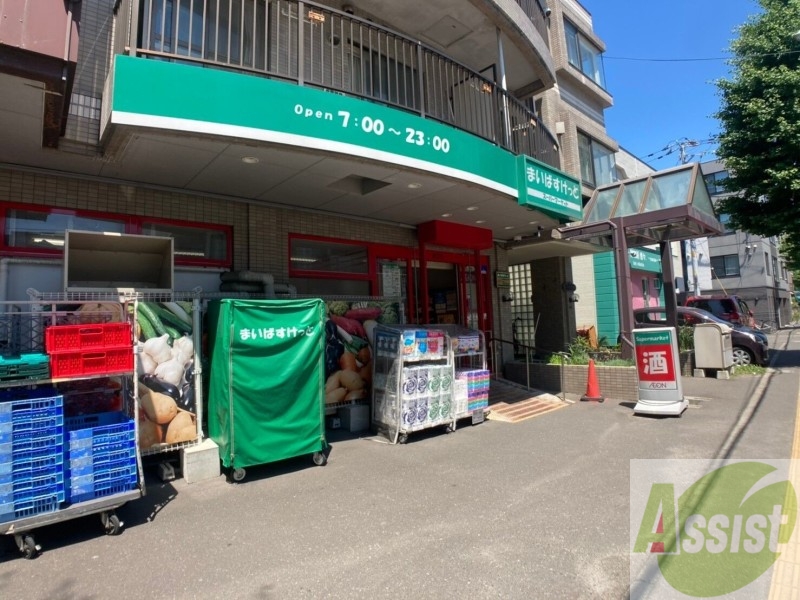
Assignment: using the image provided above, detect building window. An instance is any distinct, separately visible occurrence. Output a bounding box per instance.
[288,235,373,296]
[764,252,771,276]
[4,209,127,251]
[772,255,779,281]
[703,170,729,196]
[2,204,232,267]
[578,132,616,188]
[710,254,740,278]
[564,20,606,88]
[717,213,734,234]
[141,221,229,263]
[509,264,535,352]
[289,237,369,275]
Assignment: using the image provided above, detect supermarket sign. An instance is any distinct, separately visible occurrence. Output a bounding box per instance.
[237,326,316,343]
[517,155,583,221]
[632,328,686,416]
[629,248,662,273]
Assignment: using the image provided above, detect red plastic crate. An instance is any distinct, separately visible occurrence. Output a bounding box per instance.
[49,348,133,378]
[45,323,131,354]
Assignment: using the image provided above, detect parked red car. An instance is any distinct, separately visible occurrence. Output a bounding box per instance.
[684,295,757,329]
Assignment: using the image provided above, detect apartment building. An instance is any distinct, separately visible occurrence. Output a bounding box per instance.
[506,0,621,352]
[1,0,593,354]
[701,160,793,327]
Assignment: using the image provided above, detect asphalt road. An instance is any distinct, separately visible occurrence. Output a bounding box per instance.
[1,327,799,599]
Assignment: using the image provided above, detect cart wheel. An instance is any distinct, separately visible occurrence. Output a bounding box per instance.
[16,534,39,559]
[232,468,246,482]
[102,511,123,536]
[312,452,327,466]
[398,433,408,444]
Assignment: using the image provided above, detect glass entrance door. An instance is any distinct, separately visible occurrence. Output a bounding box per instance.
[459,261,491,334]
[413,251,491,331]
[414,260,458,325]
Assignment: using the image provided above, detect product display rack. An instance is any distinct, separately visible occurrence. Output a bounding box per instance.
[371,324,455,444]
[0,297,145,559]
[30,290,205,457]
[430,325,489,427]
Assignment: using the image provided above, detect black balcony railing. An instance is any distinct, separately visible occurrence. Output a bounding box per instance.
[116,0,559,168]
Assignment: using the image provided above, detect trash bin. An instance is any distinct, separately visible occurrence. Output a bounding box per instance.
[693,323,734,370]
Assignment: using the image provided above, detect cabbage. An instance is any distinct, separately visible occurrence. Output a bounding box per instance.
[377,302,399,324]
[327,300,350,316]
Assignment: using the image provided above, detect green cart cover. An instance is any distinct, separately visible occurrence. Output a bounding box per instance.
[207,298,327,469]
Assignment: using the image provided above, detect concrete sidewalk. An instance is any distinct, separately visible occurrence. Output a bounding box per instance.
[0,329,798,599]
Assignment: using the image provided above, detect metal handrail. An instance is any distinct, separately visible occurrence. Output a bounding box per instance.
[119,0,560,167]
[487,335,540,390]
[489,335,572,400]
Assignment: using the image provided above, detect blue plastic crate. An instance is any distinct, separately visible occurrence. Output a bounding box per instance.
[65,412,137,504]
[67,445,135,478]
[0,452,63,485]
[0,388,60,403]
[66,412,134,447]
[68,463,137,504]
[0,486,63,523]
[0,413,64,445]
[0,393,62,420]
[2,428,63,461]
[0,469,64,504]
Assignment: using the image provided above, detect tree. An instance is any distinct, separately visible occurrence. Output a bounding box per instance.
[714,0,800,247]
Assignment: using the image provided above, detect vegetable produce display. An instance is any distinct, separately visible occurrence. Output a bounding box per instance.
[323,300,400,408]
[135,301,197,450]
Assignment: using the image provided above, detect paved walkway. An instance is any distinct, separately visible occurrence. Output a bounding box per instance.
[0,327,797,599]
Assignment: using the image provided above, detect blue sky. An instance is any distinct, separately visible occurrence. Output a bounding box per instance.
[578,0,761,170]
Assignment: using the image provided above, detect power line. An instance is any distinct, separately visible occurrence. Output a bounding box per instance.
[641,138,716,162]
[602,49,800,63]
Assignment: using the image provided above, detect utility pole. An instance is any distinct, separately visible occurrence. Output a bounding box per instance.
[676,139,701,297]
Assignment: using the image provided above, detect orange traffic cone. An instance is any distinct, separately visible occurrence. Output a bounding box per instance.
[580,359,605,403]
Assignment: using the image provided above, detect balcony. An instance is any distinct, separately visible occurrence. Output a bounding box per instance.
[114,0,559,168]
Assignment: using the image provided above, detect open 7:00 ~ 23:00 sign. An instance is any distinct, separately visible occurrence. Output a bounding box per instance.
[294,104,451,153]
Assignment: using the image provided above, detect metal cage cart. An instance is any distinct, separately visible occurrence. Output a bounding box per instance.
[206,298,328,482]
[0,296,145,559]
[131,293,204,459]
[430,325,489,427]
[371,324,455,444]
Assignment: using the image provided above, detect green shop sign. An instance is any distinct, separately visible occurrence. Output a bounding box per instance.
[110,56,582,222]
[516,155,582,221]
[629,248,662,273]
[111,55,518,196]
[633,330,673,346]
